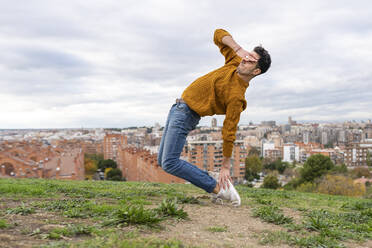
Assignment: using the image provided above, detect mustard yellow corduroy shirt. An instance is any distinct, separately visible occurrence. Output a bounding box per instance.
[182,29,249,157]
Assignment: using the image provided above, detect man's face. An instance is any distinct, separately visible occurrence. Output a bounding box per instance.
[237,51,261,77]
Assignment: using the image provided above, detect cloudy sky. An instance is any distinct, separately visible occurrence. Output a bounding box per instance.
[1,0,372,128]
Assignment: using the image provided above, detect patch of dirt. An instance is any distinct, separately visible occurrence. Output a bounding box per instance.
[281,207,303,225]
[147,201,292,248]
[342,240,372,248]
[0,210,96,248]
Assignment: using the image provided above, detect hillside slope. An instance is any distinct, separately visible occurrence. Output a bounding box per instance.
[0,178,371,248]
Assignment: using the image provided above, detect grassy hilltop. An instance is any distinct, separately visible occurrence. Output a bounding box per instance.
[0,178,371,248]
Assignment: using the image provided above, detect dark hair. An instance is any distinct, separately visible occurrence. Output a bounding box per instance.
[254,45,271,74]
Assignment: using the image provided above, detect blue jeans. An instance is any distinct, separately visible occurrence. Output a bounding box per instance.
[157,102,217,193]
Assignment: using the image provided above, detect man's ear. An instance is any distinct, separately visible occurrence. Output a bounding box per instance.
[253,68,261,76]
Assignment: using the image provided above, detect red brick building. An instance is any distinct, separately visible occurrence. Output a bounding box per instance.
[119,147,184,183]
[0,140,84,180]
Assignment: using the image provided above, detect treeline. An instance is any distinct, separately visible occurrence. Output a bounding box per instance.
[245,151,372,198]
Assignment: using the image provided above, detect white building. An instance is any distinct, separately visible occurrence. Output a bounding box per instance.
[283,143,300,163]
[262,141,275,158]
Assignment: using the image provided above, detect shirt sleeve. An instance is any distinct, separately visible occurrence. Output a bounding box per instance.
[222,99,245,157]
[213,29,240,65]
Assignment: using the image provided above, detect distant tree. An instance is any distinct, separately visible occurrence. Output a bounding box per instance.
[329,163,348,175]
[85,153,104,161]
[84,158,98,176]
[262,173,281,189]
[292,160,297,168]
[248,147,260,156]
[263,158,275,170]
[98,159,117,170]
[245,155,262,181]
[300,154,334,182]
[324,142,333,149]
[367,151,372,167]
[106,168,123,181]
[349,167,371,179]
[85,154,104,176]
[263,158,288,174]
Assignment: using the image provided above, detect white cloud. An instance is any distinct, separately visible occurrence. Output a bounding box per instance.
[0,0,372,128]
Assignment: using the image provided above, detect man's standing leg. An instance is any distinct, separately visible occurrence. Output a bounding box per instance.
[159,101,216,193]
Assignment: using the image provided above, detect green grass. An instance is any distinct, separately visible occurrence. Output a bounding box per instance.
[244,186,372,247]
[6,202,35,215]
[0,178,371,248]
[252,205,293,225]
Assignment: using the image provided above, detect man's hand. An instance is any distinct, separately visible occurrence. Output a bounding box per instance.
[237,49,258,63]
[219,157,232,190]
[222,35,257,61]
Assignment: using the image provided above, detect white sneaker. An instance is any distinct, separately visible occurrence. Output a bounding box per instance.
[216,180,241,207]
[208,171,241,207]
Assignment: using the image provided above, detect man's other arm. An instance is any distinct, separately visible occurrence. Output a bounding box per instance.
[219,99,245,188]
[214,29,252,64]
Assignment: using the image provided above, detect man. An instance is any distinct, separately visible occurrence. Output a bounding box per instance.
[157,28,271,206]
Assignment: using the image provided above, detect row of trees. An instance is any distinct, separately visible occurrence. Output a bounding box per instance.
[244,151,372,197]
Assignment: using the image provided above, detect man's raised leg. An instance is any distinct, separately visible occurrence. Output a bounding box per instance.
[160,103,216,193]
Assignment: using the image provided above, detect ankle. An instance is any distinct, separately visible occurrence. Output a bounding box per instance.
[212,183,220,194]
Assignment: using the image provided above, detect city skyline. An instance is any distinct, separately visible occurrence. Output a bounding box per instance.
[1,1,372,128]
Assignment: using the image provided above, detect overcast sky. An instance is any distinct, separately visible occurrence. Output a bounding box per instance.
[1,0,372,128]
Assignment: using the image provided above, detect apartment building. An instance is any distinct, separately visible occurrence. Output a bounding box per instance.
[182,140,247,182]
[345,141,372,167]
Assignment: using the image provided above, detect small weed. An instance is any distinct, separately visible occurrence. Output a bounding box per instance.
[175,194,200,204]
[295,207,308,212]
[43,231,62,240]
[304,214,332,231]
[155,198,188,220]
[206,225,228,233]
[20,227,33,235]
[255,198,272,205]
[63,208,87,218]
[103,205,162,227]
[29,228,41,236]
[291,234,345,248]
[252,205,293,225]
[0,218,10,229]
[341,201,372,211]
[259,230,293,245]
[6,202,35,215]
[43,224,96,240]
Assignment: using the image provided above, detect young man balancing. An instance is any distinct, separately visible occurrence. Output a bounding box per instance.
[157,28,271,206]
